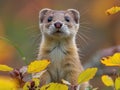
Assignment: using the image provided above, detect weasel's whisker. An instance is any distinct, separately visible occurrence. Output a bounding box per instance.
[80,7,89,17]
[77,33,88,45]
[33,33,42,44]
[78,32,89,40]
[80,22,93,26]
[76,36,86,49]
[24,25,38,30]
[80,29,91,33]
[80,25,92,30]
[79,26,93,34]
[80,19,90,23]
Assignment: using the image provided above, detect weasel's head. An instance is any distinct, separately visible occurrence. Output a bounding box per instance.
[39,8,80,39]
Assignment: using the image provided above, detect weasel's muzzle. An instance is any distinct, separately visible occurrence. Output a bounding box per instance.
[54,22,63,29]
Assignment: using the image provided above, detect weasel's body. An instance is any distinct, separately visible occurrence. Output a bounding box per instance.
[37,8,88,89]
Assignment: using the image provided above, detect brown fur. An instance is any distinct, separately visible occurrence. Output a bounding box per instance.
[37,8,89,89]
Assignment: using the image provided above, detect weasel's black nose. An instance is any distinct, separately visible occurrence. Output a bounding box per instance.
[54,22,62,29]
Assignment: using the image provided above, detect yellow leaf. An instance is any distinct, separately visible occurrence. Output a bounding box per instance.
[27,60,50,73]
[101,53,120,66]
[0,64,13,71]
[32,78,40,86]
[101,75,114,87]
[78,68,97,84]
[106,6,120,15]
[40,83,68,90]
[23,82,30,90]
[115,77,120,90]
[23,78,40,90]
[0,76,18,90]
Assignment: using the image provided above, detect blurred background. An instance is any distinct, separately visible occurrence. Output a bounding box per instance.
[0,0,120,89]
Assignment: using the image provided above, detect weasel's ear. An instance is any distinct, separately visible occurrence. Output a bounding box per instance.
[39,8,51,23]
[67,9,80,24]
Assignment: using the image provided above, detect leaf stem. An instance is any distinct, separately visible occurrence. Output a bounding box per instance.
[0,36,28,65]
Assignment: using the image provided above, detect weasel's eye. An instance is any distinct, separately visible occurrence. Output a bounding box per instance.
[65,16,70,22]
[48,16,53,22]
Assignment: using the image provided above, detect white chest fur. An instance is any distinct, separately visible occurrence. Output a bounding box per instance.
[49,44,66,63]
[47,44,66,80]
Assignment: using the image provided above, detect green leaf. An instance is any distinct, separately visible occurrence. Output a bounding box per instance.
[0,37,27,64]
[78,68,98,84]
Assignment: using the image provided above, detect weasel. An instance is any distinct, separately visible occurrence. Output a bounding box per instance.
[37,8,88,89]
